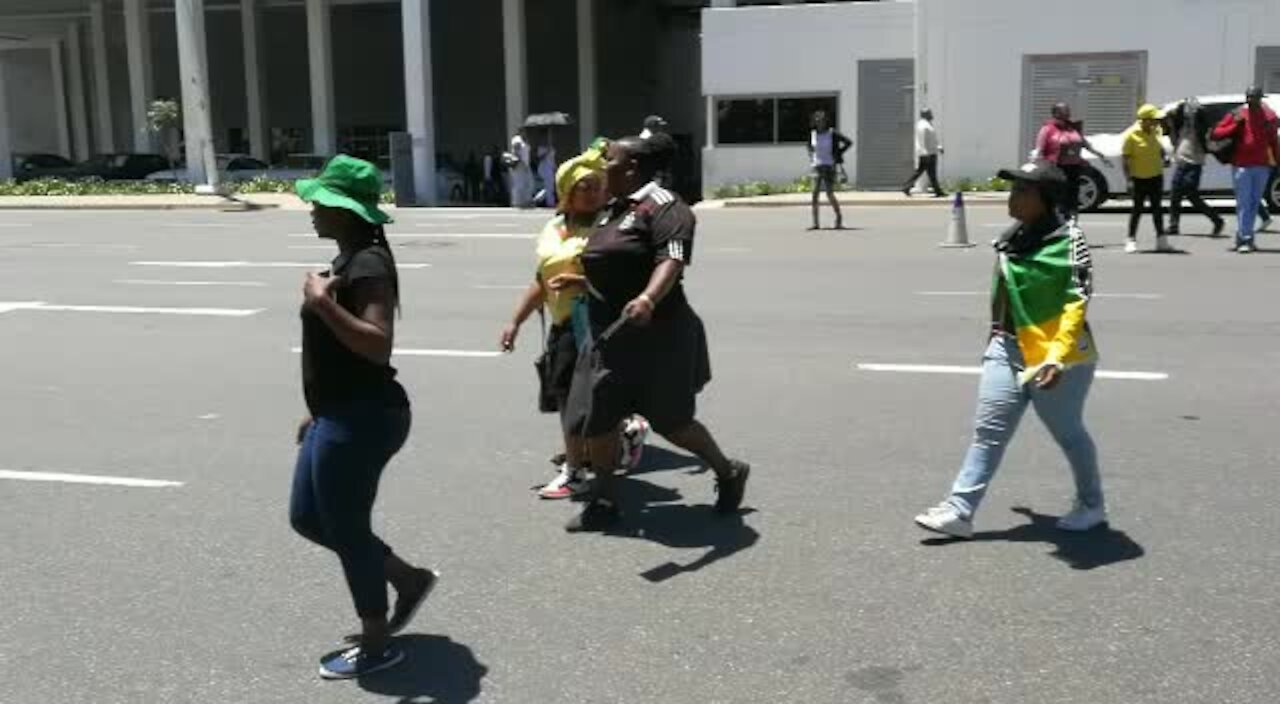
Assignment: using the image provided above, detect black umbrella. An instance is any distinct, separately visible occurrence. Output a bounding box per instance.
[523,112,574,128]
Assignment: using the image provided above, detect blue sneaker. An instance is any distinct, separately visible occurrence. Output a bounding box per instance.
[318,644,405,680]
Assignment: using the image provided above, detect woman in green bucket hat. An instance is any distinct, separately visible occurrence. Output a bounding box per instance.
[288,155,437,680]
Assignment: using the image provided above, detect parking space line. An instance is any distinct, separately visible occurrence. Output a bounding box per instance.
[115,279,268,287]
[856,362,1168,381]
[132,260,431,269]
[0,301,262,317]
[0,469,183,488]
[291,347,501,358]
[915,291,1162,300]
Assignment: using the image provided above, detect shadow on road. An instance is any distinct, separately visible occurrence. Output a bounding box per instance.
[922,506,1145,571]
[602,476,760,583]
[627,444,705,476]
[358,633,488,703]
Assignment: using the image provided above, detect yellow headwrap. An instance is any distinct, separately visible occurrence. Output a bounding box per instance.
[555,141,608,212]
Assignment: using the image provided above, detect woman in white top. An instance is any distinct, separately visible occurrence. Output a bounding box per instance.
[806,111,852,230]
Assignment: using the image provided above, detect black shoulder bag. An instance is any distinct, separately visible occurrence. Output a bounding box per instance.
[533,307,559,413]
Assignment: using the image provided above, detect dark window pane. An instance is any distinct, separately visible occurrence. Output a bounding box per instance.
[716,99,775,144]
[778,96,838,143]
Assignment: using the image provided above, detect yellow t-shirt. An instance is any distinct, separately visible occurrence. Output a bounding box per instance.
[1122,123,1165,179]
[535,215,590,324]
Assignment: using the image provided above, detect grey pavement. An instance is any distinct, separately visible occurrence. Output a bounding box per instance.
[1,203,1277,703]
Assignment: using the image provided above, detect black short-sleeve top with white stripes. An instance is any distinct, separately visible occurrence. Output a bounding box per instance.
[581,181,695,322]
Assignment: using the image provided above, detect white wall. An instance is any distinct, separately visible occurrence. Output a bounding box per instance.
[922,0,1280,181]
[701,2,914,191]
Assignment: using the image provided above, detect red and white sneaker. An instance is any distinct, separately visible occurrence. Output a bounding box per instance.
[618,415,651,473]
[538,465,589,500]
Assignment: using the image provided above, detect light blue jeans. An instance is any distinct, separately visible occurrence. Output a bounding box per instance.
[1233,166,1272,246]
[945,335,1104,519]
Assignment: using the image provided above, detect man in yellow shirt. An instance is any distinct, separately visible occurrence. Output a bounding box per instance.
[1122,104,1171,253]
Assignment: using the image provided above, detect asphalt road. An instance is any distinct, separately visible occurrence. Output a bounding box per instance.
[1,202,1277,704]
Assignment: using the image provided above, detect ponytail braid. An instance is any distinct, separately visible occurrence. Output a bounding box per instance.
[370,224,402,315]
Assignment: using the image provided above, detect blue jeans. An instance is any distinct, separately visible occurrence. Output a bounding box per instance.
[290,401,411,618]
[1233,166,1273,245]
[945,336,1103,519]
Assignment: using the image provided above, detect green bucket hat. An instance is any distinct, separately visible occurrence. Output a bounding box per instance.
[295,154,392,225]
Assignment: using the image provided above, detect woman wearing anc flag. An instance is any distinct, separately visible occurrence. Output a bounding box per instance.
[915,162,1106,540]
[560,134,751,532]
[500,141,650,500]
[290,156,436,679]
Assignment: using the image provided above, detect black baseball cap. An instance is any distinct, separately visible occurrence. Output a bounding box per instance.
[1246,86,1264,100]
[997,162,1067,187]
[643,114,668,129]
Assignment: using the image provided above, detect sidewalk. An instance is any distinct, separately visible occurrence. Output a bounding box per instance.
[700,190,1009,209]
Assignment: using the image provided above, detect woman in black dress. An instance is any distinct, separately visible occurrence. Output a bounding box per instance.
[289,156,436,679]
[561,135,751,532]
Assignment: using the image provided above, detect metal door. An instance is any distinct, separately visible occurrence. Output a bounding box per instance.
[1257,46,1280,93]
[1022,52,1147,159]
[856,58,915,189]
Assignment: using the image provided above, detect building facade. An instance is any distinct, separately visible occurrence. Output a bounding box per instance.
[703,0,1280,193]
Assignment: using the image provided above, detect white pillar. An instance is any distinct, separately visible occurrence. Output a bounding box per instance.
[575,0,596,148]
[0,56,12,180]
[174,0,219,189]
[402,0,438,206]
[48,41,72,160]
[89,0,115,152]
[64,25,90,160]
[241,0,270,161]
[502,0,528,136]
[705,95,715,146]
[306,0,336,155]
[913,0,927,118]
[123,0,154,152]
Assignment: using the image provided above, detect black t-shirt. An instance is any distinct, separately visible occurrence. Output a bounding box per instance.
[301,245,407,414]
[581,182,696,325]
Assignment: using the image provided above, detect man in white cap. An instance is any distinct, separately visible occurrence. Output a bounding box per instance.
[640,115,668,140]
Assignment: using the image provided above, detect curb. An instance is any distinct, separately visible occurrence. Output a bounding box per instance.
[0,196,276,212]
[714,195,1007,209]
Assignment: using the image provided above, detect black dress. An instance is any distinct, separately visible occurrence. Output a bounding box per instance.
[562,182,711,437]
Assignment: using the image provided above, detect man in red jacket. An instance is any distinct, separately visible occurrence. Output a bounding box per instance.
[1212,87,1280,253]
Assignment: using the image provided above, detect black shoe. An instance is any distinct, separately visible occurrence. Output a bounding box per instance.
[1212,220,1225,237]
[319,645,405,680]
[807,224,820,231]
[565,498,621,532]
[714,461,751,514]
[901,188,912,197]
[834,220,845,230]
[1260,218,1273,232]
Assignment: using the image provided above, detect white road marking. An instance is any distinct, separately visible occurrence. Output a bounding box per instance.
[132,260,431,269]
[915,291,1162,300]
[855,363,1168,381]
[0,469,183,488]
[115,279,268,287]
[287,244,338,250]
[472,284,529,290]
[399,232,535,240]
[0,300,262,317]
[198,413,220,420]
[982,222,1125,228]
[162,223,238,228]
[0,222,34,227]
[291,346,502,358]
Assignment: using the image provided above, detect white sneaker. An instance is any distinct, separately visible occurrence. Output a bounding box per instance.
[1056,502,1108,532]
[914,503,974,539]
[538,465,589,500]
[1237,243,1256,254]
[1156,235,1173,252]
[1124,239,1139,254]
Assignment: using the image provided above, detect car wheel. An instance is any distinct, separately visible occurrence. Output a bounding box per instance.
[1078,168,1107,212]
[1267,174,1280,213]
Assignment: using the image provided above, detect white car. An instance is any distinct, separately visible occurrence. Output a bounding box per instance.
[1074,94,1280,212]
[146,154,271,183]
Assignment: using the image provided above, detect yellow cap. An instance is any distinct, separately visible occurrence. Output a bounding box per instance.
[1137,104,1162,120]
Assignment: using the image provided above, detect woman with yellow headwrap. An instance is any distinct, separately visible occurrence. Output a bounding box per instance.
[500,140,649,499]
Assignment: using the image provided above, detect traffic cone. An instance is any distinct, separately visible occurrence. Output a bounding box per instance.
[940,191,976,248]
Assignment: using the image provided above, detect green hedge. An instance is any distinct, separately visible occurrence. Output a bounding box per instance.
[710,174,1011,200]
[0,177,395,203]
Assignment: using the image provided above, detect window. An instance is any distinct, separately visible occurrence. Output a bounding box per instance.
[715,95,838,145]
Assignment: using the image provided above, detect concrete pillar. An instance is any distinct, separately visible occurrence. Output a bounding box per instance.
[0,56,12,180]
[124,0,154,152]
[174,0,219,189]
[241,0,270,161]
[705,95,715,146]
[48,41,72,160]
[502,0,528,136]
[65,24,91,160]
[575,0,596,148]
[305,0,336,155]
[402,0,438,206]
[89,0,115,152]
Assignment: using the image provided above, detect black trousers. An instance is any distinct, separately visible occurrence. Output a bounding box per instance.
[1129,176,1165,239]
[904,155,943,195]
[1169,164,1223,230]
[1060,164,1083,217]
